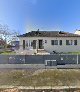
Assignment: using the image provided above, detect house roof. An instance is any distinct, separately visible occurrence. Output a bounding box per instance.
[18,30,80,37]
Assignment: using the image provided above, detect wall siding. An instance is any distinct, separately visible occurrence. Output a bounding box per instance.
[19,37,80,53]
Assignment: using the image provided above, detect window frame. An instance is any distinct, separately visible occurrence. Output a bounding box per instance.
[59,40,62,45]
[51,40,58,45]
[66,40,73,45]
[74,40,77,45]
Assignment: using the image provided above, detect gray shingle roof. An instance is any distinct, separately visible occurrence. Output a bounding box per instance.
[18,31,80,37]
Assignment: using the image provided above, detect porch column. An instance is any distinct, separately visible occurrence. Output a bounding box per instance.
[36,40,38,53]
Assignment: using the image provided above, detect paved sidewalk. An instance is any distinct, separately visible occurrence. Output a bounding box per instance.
[0,85,80,90]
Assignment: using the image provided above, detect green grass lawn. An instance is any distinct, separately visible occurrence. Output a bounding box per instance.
[0,51,16,55]
[64,52,80,54]
[0,69,80,87]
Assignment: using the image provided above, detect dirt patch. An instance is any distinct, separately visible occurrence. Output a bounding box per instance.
[1,88,21,92]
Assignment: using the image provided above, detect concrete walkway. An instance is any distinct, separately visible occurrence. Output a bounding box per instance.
[0,64,80,69]
[0,85,80,90]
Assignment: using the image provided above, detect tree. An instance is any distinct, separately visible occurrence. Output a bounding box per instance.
[0,24,20,50]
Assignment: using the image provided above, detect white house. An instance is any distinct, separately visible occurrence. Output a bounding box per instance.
[74,29,80,35]
[17,30,80,55]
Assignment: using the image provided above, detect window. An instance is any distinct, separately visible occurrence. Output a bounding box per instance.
[74,40,77,45]
[66,40,69,45]
[59,40,62,45]
[66,40,73,45]
[51,40,54,45]
[51,40,58,45]
[55,40,58,45]
[28,40,33,47]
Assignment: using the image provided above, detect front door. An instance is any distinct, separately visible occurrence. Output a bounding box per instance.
[39,40,43,49]
[23,40,25,50]
[33,40,36,49]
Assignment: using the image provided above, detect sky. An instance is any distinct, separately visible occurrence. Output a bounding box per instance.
[0,0,80,34]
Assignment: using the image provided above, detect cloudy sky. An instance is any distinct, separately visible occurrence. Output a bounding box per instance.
[0,0,80,34]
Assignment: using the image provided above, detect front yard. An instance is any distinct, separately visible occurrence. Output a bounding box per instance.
[0,69,80,92]
[0,69,80,87]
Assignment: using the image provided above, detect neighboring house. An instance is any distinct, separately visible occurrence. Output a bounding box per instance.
[0,39,6,52]
[18,30,80,55]
[74,29,80,35]
[11,41,19,47]
[11,41,19,50]
[0,39,6,45]
[0,39,6,48]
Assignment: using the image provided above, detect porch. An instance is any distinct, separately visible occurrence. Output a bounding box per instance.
[16,39,50,55]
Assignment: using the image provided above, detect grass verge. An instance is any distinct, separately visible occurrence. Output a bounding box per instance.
[0,69,80,87]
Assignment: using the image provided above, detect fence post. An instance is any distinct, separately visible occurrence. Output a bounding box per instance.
[77,54,78,64]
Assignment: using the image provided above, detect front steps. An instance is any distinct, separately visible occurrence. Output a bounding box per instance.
[37,49,50,55]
